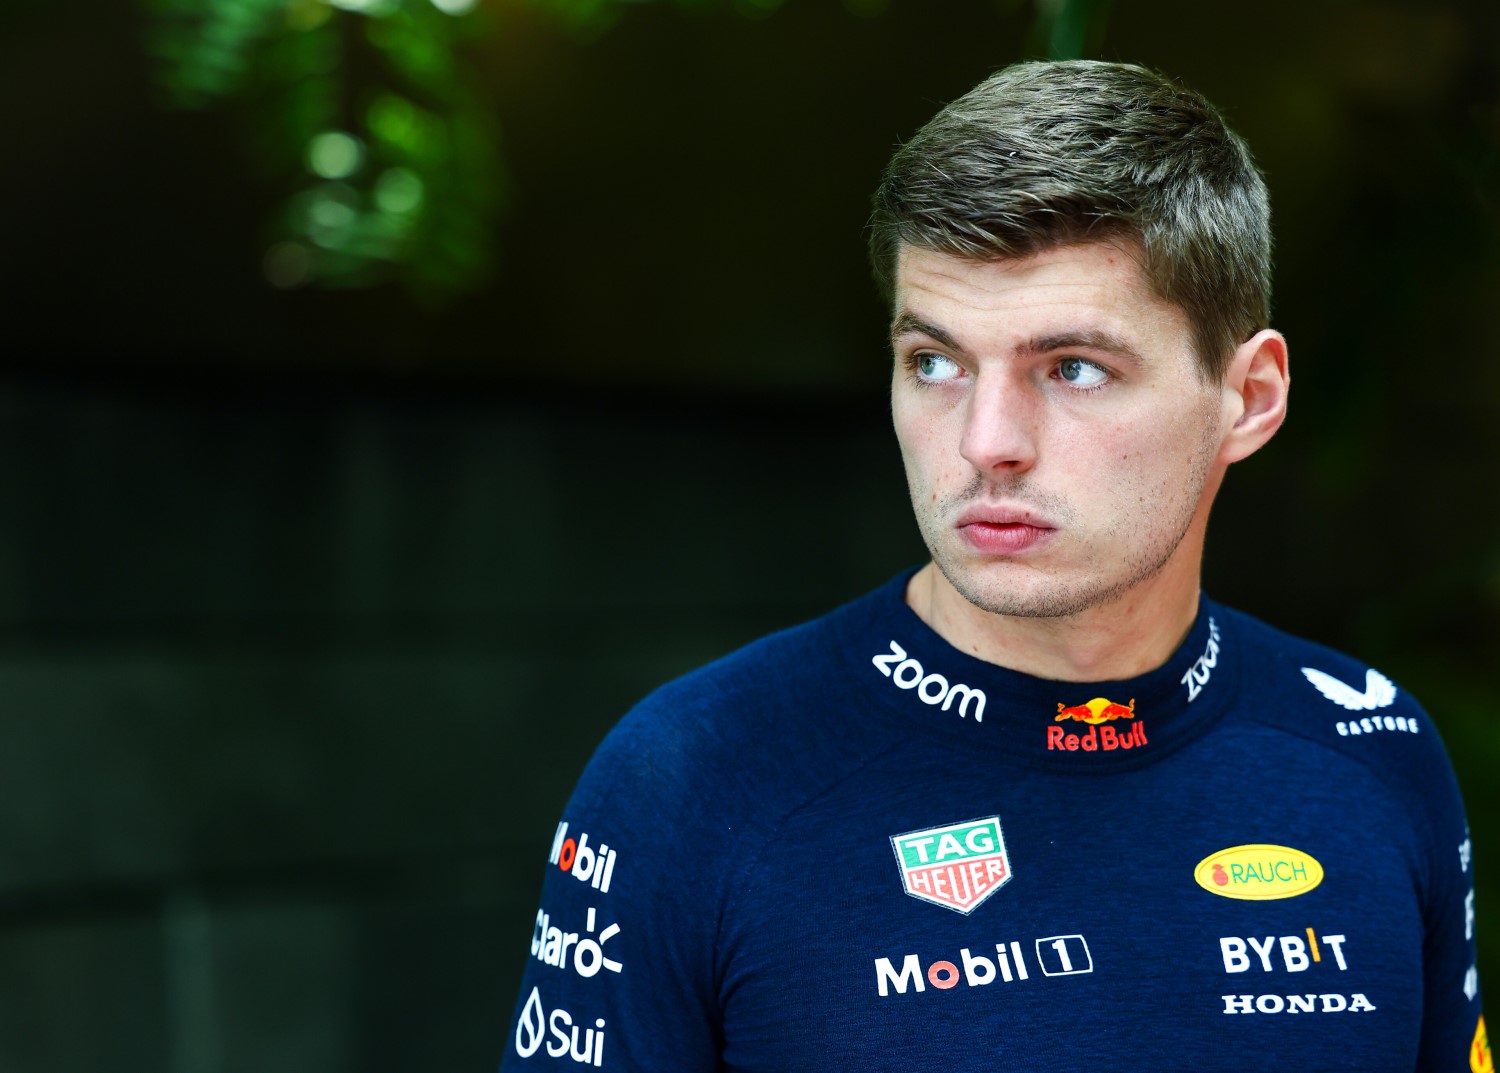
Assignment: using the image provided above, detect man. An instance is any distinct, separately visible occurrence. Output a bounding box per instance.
[499,61,1485,1071]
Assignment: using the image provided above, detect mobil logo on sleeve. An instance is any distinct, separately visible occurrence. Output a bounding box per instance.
[548,821,619,894]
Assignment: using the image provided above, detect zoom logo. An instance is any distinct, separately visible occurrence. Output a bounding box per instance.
[872,640,986,722]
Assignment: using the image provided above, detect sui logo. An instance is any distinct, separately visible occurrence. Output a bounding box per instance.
[514,987,606,1067]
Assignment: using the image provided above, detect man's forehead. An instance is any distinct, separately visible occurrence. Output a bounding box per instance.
[882,240,1200,364]
[900,243,1182,321]
[892,240,1149,292]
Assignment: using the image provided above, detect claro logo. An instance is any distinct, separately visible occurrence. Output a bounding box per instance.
[873,641,986,722]
[531,906,622,979]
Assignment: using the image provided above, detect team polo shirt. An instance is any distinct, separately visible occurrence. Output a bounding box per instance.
[498,571,1487,1072]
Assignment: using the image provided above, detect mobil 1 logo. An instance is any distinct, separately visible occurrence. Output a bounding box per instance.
[548,821,619,894]
[875,933,1093,997]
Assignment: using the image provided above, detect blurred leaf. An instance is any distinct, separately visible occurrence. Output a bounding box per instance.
[145,0,1099,303]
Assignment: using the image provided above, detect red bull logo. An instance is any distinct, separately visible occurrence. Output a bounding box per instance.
[1047,697,1147,752]
[1055,697,1135,724]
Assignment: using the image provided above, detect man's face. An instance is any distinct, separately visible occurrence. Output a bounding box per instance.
[890,242,1231,620]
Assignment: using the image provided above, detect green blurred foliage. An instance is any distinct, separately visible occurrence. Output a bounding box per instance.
[141,0,1106,300]
[148,0,504,300]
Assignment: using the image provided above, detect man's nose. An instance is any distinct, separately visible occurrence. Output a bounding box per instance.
[959,373,1040,475]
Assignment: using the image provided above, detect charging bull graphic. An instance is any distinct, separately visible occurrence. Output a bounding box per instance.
[1055,697,1136,724]
[1048,697,1146,752]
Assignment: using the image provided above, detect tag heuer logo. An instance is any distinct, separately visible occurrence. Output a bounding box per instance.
[890,816,1011,914]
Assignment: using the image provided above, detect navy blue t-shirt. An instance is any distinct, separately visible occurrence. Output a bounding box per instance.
[499,573,1487,1072]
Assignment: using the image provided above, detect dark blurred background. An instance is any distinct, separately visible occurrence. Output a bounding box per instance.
[1,0,1497,1068]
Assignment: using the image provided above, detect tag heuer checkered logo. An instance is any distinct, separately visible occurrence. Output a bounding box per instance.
[890,816,1011,914]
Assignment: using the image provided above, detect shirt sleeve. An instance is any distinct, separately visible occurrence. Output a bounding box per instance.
[498,698,728,1072]
[1411,706,1486,1070]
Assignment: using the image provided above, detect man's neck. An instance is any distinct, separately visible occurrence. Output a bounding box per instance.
[904,562,1203,683]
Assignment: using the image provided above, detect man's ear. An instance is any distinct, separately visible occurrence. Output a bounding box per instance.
[1218,329,1290,465]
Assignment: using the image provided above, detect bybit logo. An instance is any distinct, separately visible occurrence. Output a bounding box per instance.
[1218,927,1376,1016]
[1220,929,1348,974]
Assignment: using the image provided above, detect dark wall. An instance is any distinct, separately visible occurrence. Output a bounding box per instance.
[0,372,921,1071]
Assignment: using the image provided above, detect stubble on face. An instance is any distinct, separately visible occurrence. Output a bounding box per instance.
[909,393,1223,621]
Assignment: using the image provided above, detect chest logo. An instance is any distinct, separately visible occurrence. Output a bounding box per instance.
[873,640,986,722]
[1182,617,1222,702]
[1195,844,1324,900]
[891,816,1011,914]
[1048,696,1147,753]
[1301,666,1396,711]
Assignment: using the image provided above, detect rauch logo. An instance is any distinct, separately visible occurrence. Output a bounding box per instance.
[1194,844,1323,900]
[890,816,1010,914]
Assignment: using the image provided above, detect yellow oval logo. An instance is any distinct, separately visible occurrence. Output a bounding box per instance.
[1194,844,1324,900]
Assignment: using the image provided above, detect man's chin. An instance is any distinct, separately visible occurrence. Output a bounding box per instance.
[933,558,1105,621]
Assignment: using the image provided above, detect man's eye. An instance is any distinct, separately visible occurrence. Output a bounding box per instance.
[916,353,963,382]
[1057,357,1109,388]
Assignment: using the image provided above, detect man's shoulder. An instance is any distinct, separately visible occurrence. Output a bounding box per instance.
[1212,601,1448,770]
[617,581,888,751]
[572,576,909,818]
[1217,603,1417,704]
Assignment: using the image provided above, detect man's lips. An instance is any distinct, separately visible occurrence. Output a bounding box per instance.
[954,505,1056,529]
[954,507,1057,555]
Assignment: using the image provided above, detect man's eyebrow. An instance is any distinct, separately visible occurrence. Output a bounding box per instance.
[890,317,1148,366]
[1024,330,1147,365]
[889,311,965,354]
